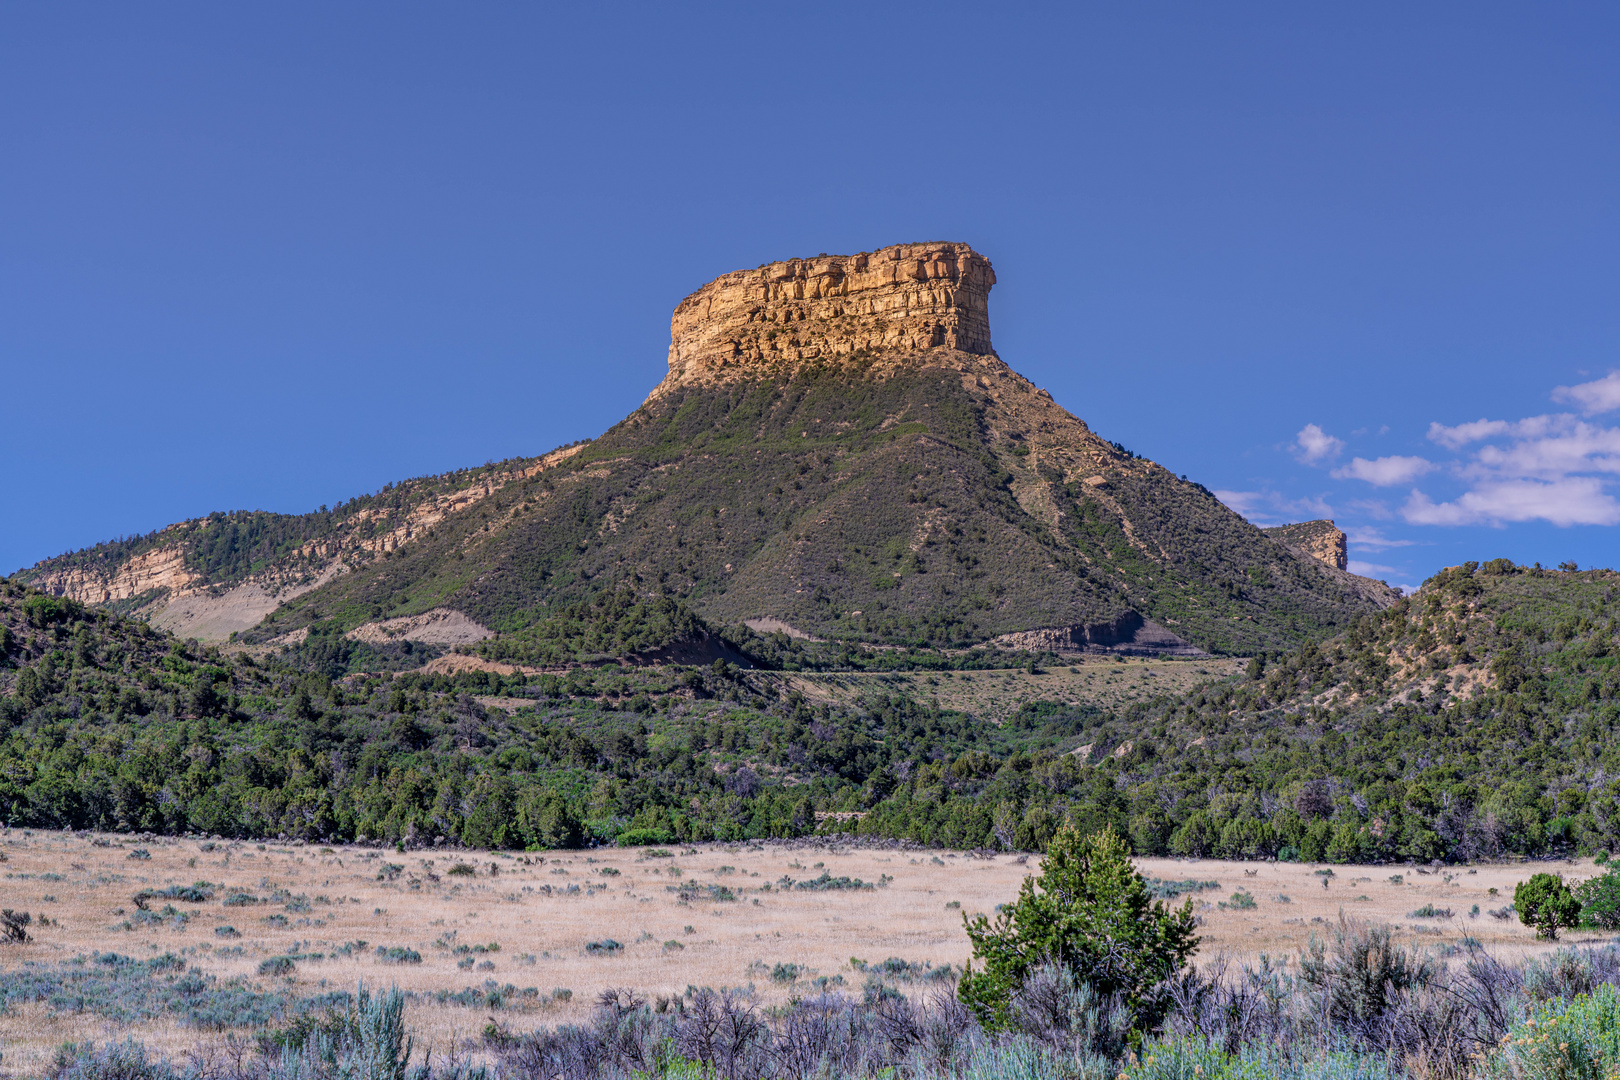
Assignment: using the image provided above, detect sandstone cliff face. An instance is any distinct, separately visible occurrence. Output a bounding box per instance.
[1264,520,1348,571]
[647,241,995,402]
[31,544,198,605]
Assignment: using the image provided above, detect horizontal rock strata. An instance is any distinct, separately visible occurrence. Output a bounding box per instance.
[648,241,995,401]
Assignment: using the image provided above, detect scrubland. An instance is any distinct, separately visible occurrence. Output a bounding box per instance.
[0,828,1596,1074]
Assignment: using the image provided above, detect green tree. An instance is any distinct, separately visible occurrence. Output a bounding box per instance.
[958,824,1198,1032]
[1575,869,1620,931]
[1515,872,1582,940]
[517,788,584,850]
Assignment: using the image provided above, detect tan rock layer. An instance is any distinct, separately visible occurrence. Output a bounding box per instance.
[31,442,591,637]
[1263,520,1349,571]
[31,545,198,605]
[648,241,995,402]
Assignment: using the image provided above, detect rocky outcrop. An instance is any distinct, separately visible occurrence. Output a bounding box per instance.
[647,242,996,402]
[31,544,198,605]
[347,608,493,646]
[989,611,1208,658]
[1264,520,1348,571]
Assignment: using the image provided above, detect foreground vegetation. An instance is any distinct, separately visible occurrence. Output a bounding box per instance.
[20,826,1620,1079]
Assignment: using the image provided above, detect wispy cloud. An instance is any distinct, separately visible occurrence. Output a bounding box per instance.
[1291,423,1345,465]
[1347,559,1401,577]
[1331,455,1434,486]
[1343,526,1414,551]
[1216,489,1332,526]
[1552,371,1620,416]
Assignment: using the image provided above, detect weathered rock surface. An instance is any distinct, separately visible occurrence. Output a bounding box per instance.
[647,241,995,402]
[989,611,1208,658]
[31,544,198,605]
[1264,520,1348,570]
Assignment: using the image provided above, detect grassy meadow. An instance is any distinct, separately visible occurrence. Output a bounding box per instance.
[0,827,1596,1074]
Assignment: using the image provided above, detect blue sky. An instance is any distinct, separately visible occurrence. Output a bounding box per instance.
[3,4,1618,590]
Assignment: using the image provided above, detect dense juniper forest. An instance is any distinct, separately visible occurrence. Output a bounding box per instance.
[2,556,1617,864]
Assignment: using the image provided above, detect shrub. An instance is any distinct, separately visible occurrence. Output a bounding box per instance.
[1299,916,1435,1038]
[1522,947,1604,1001]
[1474,982,1620,1080]
[669,882,737,903]
[258,957,297,976]
[446,862,477,877]
[1407,904,1452,918]
[1,909,30,942]
[789,873,873,892]
[1122,1039,1394,1079]
[1144,878,1219,899]
[1219,890,1256,910]
[585,939,623,954]
[1577,868,1620,930]
[1516,872,1582,940]
[374,946,422,964]
[134,884,212,907]
[959,824,1198,1032]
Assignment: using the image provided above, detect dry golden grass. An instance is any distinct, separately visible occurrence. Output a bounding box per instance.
[0,828,1600,1073]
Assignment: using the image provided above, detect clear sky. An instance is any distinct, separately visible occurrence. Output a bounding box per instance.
[4,4,1618,591]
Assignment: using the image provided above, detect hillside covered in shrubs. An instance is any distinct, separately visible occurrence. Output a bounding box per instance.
[2,561,1620,865]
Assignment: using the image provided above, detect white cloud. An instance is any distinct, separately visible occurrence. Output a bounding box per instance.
[1292,423,1345,465]
[1343,526,1414,551]
[1215,489,1333,526]
[1347,559,1401,577]
[1427,418,1509,449]
[1553,371,1620,416]
[1427,413,1571,450]
[1468,421,1620,480]
[1213,490,1267,519]
[1331,455,1434,486]
[1401,478,1620,528]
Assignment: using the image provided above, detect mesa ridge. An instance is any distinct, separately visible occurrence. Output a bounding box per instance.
[649,241,996,402]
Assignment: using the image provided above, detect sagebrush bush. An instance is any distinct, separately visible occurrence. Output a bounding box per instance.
[1474,982,1620,1080]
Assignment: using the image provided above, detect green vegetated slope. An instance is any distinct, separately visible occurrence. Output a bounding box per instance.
[1019,560,1620,863]
[221,353,1388,654]
[2,561,1615,863]
[0,575,1104,846]
[16,458,566,615]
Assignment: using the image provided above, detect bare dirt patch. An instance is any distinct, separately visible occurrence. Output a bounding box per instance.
[347,608,493,646]
[152,562,350,643]
[742,618,823,641]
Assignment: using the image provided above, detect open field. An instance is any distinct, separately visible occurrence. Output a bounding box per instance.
[0,828,1604,1074]
[777,655,1245,723]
